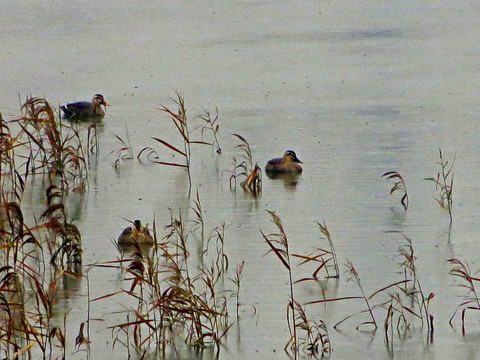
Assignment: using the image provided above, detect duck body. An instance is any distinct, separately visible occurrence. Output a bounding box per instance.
[265,150,303,174]
[118,220,154,245]
[61,94,109,118]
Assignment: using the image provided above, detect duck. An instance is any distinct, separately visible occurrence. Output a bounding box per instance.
[118,220,154,245]
[265,150,303,174]
[60,94,109,118]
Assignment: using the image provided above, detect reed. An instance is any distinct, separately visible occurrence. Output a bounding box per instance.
[262,211,331,358]
[382,171,409,210]
[424,149,454,225]
[0,192,80,359]
[192,189,206,246]
[291,299,332,357]
[9,96,92,192]
[397,235,434,334]
[228,260,245,318]
[230,134,262,196]
[307,233,434,354]
[0,97,95,359]
[198,108,222,154]
[99,202,236,356]
[112,133,133,170]
[307,263,410,333]
[344,260,377,330]
[447,258,480,335]
[195,188,228,271]
[0,115,25,203]
[380,236,435,351]
[41,185,82,270]
[162,208,232,349]
[0,267,26,359]
[204,222,229,276]
[293,221,340,282]
[384,293,407,354]
[261,211,297,355]
[149,93,211,195]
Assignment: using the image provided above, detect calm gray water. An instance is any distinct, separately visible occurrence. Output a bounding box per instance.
[2,0,480,359]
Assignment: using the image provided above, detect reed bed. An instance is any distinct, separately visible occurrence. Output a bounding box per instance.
[304,233,434,357]
[1,95,477,359]
[0,97,93,359]
[97,193,238,357]
[0,185,84,359]
[0,97,93,194]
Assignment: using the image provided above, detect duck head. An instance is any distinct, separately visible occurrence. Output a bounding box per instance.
[284,150,302,164]
[93,94,109,107]
[134,220,142,231]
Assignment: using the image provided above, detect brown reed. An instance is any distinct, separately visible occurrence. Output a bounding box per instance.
[198,108,222,154]
[262,211,331,358]
[230,134,262,196]
[0,97,95,359]
[98,200,236,356]
[448,258,480,335]
[382,171,409,210]
[147,93,212,195]
[293,221,340,282]
[112,133,133,170]
[425,149,454,225]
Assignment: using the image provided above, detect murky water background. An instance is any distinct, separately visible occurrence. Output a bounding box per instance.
[2,0,480,359]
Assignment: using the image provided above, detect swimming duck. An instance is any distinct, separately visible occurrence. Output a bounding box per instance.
[265,150,303,174]
[118,220,154,245]
[60,94,109,118]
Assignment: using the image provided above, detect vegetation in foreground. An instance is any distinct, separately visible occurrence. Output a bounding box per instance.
[0,96,475,360]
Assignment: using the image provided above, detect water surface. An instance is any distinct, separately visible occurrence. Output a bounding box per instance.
[2,0,480,359]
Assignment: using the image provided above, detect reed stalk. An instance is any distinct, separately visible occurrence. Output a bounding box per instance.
[230,134,261,195]
[448,258,480,335]
[198,108,222,154]
[262,212,334,357]
[293,221,340,283]
[424,149,454,225]
[261,211,296,354]
[150,93,211,196]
